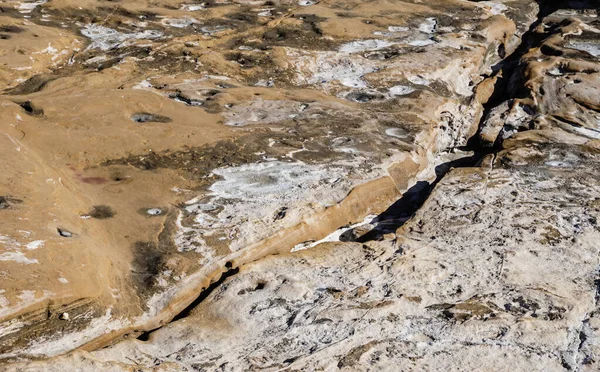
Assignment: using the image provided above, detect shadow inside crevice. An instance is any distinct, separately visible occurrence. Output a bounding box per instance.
[536,1,598,19]
[358,0,598,244]
[356,153,480,243]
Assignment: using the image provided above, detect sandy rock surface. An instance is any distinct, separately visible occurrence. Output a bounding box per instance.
[2,0,600,370]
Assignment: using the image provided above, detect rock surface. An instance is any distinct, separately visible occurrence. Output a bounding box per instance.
[2,0,600,370]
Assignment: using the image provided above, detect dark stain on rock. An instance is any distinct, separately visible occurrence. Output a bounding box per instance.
[428,300,496,321]
[104,6,159,22]
[89,205,116,219]
[136,49,198,74]
[102,134,269,185]
[540,44,564,57]
[103,103,403,186]
[261,23,332,50]
[226,10,258,24]
[225,51,270,69]
[0,25,24,33]
[131,211,183,301]
[79,176,108,185]
[0,24,23,39]
[131,241,163,292]
[338,341,378,368]
[345,91,387,103]
[4,73,60,95]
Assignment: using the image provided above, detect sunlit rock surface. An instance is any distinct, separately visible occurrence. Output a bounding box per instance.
[2,0,600,370]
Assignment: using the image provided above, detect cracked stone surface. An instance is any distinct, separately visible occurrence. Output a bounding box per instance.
[15,141,600,370]
[2,0,600,370]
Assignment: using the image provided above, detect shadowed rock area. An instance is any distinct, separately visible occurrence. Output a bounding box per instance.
[1,0,600,370]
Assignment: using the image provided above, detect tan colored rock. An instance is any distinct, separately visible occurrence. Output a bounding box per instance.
[18,138,600,370]
[10,0,591,367]
[9,2,600,371]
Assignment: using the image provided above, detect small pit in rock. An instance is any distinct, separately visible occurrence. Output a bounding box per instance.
[15,101,44,116]
[0,196,22,209]
[57,228,73,237]
[131,113,172,123]
[0,197,10,210]
[145,208,164,216]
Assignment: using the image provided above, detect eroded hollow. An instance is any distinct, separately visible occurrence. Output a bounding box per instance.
[131,113,172,123]
[15,101,44,116]
[0,196,23,210]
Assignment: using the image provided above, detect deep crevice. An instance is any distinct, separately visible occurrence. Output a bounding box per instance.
[121,0,599,349]
[357,0,594,243]
[136,266,239,342]
[137,0,556,336]
[357,154,481,242]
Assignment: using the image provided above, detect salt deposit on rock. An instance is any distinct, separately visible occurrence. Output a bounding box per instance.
[80,24,163,51]
[6,1,600,371]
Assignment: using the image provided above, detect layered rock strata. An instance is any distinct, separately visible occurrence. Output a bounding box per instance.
[5,0,600,370]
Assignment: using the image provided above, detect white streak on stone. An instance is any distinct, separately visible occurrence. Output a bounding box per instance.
[81,24,163,51]
[389,85,416,96]
[339,39,395,54]
[292,214,378,252]
[25,240,45,250]
[0,252,38,264]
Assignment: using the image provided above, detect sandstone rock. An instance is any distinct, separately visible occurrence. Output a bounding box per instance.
[4,0,600,370]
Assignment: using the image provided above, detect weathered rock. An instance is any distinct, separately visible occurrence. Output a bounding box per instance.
[0,0,543,361]
[9,1,600,370]
[5,0,600,370]
[15,140,600,370]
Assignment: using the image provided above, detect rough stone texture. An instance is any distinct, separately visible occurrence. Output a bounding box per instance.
[3,0,600,370]
[14,143,600,370]
[0,0,543,360]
